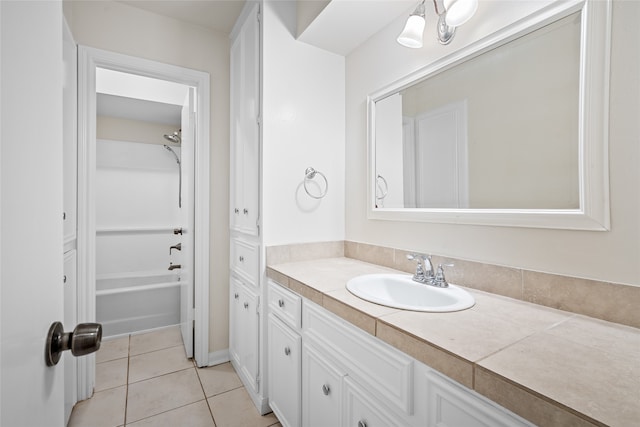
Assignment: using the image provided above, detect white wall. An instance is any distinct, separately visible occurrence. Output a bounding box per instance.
[345,0,640,286]
[65,0,231,353]
[262,0,345,246]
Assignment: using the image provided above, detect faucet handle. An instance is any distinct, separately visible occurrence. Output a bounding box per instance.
[434,263,454,288]
[407,253,428,262]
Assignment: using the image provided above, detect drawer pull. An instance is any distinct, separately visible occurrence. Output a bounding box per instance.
[239,256,244,262]
[278,299,285,308]
[244,302,249,309]
[358,421,367,427]
[284,346,291,356]
[234,292,239,299]
[322,384,331,396]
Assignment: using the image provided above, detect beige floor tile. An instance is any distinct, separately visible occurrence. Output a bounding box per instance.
[208,387,277,427]
[129,345,193,383]
[68,386,126,427]
[197,362,243,397]
[96,336,129,363]
[129,326,183,356]
[126,400,215,427]
[126,368,205,423]
[96,358,128,392]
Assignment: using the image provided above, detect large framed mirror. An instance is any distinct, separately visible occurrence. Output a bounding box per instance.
[368,0,611,230]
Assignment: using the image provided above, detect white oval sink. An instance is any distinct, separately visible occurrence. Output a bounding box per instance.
[346,274,475,312]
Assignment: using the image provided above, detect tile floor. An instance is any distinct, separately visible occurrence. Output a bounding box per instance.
[68,326,280,427]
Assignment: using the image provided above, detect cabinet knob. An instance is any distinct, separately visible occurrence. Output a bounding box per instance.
[358,421,367,427]
[244,302,249,309]
[234,208,239,214]
[239,256,244,262]
[278,299,285,308]
[243,208,249,215]
[63,275,67,284]
[284,346,291,356]
[322,384,331,396]
[234,292,239,299]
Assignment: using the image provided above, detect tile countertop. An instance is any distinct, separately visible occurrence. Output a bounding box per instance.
[266,257,640,427]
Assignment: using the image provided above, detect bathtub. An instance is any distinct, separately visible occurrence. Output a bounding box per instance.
[96,271,182,338]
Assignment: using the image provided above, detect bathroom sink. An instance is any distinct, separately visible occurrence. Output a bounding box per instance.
[346,274,475,312]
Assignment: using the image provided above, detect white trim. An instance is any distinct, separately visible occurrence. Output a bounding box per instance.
[208,349,231,366]
[367,0,611,230]
[77,46,211,397]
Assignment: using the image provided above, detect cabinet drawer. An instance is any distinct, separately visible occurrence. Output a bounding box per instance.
[343,377,402,427]
[268,280,302,330]
[427,371,533,427]
[230,237,259,286]
[303,300,414,416]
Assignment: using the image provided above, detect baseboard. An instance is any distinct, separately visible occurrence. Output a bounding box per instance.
[208,349,230,366]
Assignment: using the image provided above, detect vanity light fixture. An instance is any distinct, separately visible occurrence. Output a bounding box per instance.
[397,0,478,47]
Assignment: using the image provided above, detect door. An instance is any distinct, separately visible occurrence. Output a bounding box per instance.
[1,2,66,425]
[414,100,469,208]
[62,15,79,425]
[180,87,196,359]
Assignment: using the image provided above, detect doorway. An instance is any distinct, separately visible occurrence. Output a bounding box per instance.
[77,46,211,400]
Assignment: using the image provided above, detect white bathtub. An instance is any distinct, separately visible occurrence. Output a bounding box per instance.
[96,272,182,338]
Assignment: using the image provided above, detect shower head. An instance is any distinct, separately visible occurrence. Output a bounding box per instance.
[163,144,181,165]
[164,130,181,144]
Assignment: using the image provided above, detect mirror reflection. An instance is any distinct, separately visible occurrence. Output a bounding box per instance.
[375,12,581,210]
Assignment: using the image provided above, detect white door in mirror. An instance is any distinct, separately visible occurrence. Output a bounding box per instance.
[346,274,475,312]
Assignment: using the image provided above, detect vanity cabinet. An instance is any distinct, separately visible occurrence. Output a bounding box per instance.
[267,279,533,427]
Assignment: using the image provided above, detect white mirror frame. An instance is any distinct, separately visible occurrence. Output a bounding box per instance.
[367,0,611,230]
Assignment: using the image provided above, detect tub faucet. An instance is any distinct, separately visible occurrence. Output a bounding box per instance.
[170,243,182,254]
[406,253,435,285]
[168,263,181,271]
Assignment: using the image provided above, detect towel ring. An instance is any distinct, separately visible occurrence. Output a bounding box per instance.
[376,174,388,200]
[304,167,328,199]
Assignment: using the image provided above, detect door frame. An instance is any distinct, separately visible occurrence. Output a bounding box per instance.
[77,46,210,399]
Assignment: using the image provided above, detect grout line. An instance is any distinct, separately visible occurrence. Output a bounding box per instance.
[123,334,131,426]
[194,366,219,426]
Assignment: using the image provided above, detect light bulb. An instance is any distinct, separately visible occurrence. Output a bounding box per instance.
[444,0,478,27]
[397,14,426,48]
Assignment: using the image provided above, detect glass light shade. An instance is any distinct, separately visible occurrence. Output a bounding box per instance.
[444,0,478,27]
[397,15,426,48]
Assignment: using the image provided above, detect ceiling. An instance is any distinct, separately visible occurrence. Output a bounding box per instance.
[117,0,247,34]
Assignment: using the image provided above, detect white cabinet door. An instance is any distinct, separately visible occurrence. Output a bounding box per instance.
[343,377,402,427]
[229,277,242,366]
[229,276,259,394]
[302,343,345,427]
[268,314,301,427]
[230,2,260,235]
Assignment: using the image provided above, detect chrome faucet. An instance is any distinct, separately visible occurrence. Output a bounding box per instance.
[168,263,181,271]
[406,253,435,285]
